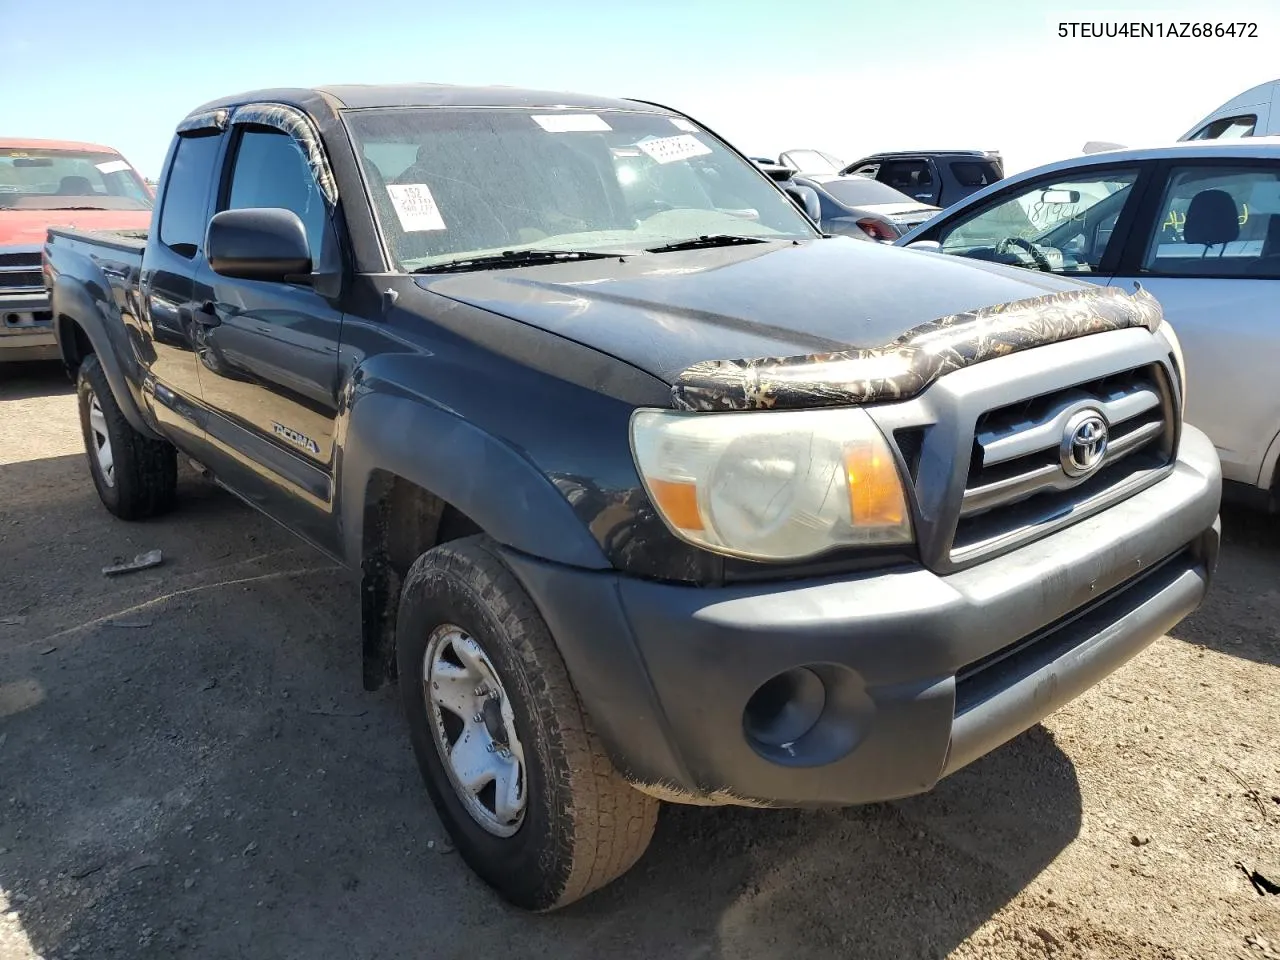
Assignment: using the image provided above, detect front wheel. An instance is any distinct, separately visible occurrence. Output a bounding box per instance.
[396,535,659,911]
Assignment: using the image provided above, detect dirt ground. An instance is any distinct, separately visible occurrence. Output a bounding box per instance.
[0,361,1277,960]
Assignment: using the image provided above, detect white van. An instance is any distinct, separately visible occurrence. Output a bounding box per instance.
[1180,79,1280,140]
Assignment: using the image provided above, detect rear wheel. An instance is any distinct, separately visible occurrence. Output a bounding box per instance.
[396,535,658,910]
[76,354,177,520]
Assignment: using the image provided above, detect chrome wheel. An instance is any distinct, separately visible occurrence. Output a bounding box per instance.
[423,624,527,837]
[87,390,115,488]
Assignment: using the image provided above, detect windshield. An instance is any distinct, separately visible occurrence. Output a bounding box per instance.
[343,107,817,270]
[819,177,918,207]
[0,147,152,211]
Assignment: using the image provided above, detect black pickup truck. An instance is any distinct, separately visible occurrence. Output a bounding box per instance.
[44,84,1221,912]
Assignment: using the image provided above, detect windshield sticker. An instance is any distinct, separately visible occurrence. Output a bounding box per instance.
[669,118,698,132]
[386,184,447,232]
[532,114,612,133]
[94,159,132,174]
[636,134,712,165]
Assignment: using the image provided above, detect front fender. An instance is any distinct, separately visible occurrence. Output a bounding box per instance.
[50,275,161,441]
[338,389,610,570]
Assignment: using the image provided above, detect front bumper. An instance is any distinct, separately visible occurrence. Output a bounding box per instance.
[1,291,57,362]
[503,426,1221,808]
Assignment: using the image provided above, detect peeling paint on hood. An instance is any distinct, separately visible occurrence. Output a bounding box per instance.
[671,285,1164,412]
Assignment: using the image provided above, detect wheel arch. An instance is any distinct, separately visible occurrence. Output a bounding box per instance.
[51,276,161,441]
[341,390,610,690]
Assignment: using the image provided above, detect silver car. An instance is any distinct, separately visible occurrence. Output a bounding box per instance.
[896,138,1280,508]
[795,173,941,242]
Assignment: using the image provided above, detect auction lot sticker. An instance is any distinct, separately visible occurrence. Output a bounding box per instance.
[637,134,712,165]
[386,184,447,232]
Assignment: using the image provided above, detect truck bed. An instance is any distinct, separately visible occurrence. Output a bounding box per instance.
[46,226,148,256]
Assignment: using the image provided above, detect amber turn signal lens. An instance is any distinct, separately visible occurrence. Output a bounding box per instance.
[844,443,908,526]
[647,478,704,531]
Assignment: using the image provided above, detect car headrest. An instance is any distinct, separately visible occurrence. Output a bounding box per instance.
[56,176,96,196]
[1183,188,1239,247]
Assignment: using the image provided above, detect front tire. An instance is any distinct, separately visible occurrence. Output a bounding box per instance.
[396,535,658,911]
[76,354,177,520]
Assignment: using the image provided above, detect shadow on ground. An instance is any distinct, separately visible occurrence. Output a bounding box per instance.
[0,361,71,401]
[0,434,1084,959]
[1168,504,1280,669]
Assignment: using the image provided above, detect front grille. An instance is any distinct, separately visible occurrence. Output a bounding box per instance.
[0,270,41,289]
[950,365,1175,559]
[0,252,42,291]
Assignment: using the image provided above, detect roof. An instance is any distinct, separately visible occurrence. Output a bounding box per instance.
[0,137,124,154]
[1065,136,1280,161]
[999,137,1280,181]
[184,84,666,121]
[853,150,996,161]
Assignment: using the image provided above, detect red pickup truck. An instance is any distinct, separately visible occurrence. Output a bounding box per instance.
[2,138,153,362]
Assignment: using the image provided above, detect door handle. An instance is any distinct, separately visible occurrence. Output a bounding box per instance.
[180,301,221,328]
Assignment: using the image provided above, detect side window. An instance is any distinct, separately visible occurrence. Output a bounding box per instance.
[223,128,328,259]
[879,160,934,196]
[1189,115,1257,140]
[1142,164,1280,278]
[849,163,880,178]
[951,161,997,189]
[158,132,223,258]
[936,168,1140,274]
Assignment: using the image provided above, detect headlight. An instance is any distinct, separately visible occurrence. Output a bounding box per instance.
[1160,321,1187,417]
[630,406,913,561]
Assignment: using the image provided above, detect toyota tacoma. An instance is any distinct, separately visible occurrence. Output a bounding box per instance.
[43,84,1221,911]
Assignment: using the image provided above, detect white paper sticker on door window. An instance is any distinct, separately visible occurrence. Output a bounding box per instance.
[669,118,697,132]
[636,134,712,165]
[532,114,613,133]
[386,184,447,232]
[95,159,132,174]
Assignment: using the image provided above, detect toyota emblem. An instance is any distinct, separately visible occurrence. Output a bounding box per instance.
[1061,409,1109,478]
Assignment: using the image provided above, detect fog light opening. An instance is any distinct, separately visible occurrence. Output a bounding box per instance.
[743,667,826,749]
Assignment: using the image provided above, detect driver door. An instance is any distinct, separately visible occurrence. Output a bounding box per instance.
[920,164,1155,284]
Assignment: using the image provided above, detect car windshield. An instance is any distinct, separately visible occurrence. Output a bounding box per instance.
[343,107,817,270]
[0,147,152,211]
[819,177,918,207]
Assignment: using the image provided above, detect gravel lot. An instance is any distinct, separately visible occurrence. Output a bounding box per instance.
[1,362,1277,960]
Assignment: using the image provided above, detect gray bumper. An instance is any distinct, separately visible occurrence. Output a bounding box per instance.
[504,426,1222,807]
[1,291,57,361]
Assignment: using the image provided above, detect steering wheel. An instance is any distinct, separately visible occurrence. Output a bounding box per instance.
[632,200,674,219]
[996,236,1054,273]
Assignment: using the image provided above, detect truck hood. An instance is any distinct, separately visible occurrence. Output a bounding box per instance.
[419,237,1163,410]
[0,209,151,247]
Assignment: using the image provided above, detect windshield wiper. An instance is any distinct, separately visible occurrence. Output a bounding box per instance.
[645,234,772,253]
[410,249,618,275]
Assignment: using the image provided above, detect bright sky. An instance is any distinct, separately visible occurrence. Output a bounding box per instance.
[2,0,1278,179]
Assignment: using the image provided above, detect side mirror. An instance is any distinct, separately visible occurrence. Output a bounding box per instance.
[1041,189,1081,205]
[207,207,312,282]
[783,184,822,223]
[906,239,942,253]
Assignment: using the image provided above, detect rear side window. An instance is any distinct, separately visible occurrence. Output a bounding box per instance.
[951,161,1001,188]
[1188,115,1257,140]
[158,133,222,257]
